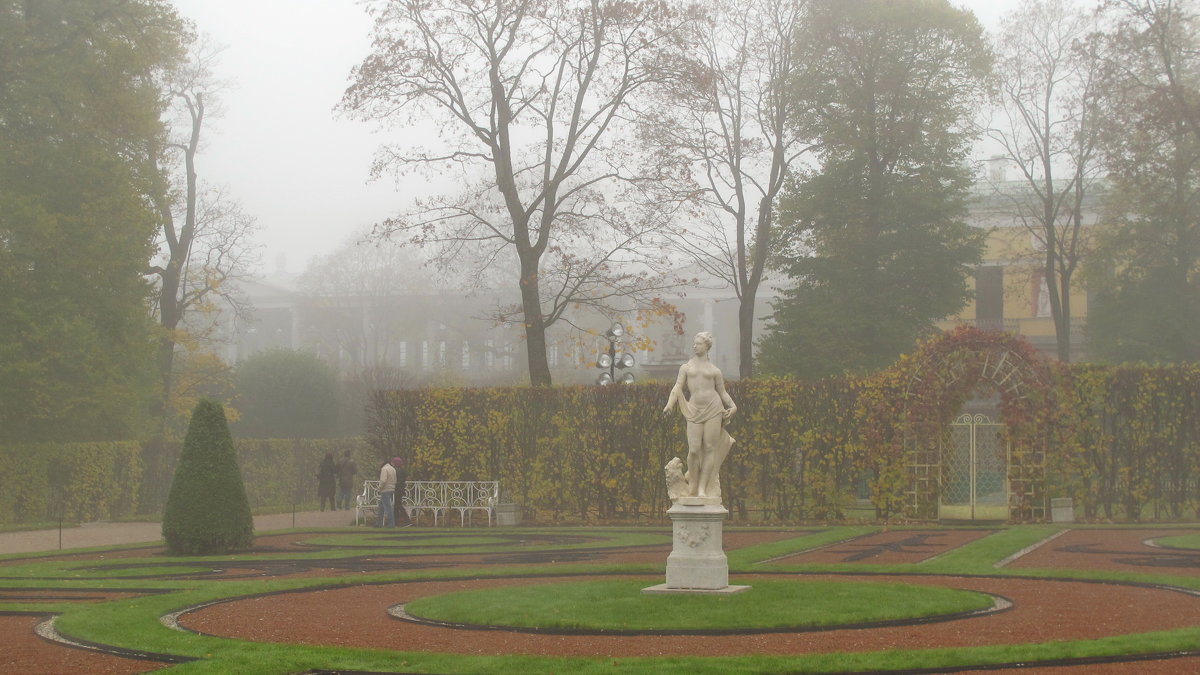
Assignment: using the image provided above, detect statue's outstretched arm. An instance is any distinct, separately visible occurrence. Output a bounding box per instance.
[715,370,736,420]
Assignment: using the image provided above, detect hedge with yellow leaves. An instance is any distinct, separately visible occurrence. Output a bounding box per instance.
[4,347,1197,526]
[367,380,872,523]
[367,352,1199,524]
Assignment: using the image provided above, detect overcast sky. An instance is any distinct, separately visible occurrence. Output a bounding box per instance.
[170,0,1023,277]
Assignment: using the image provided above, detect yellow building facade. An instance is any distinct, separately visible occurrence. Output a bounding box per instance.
[938,182,1095,360]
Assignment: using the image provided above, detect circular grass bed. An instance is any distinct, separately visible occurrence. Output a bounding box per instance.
[1152,533,1200,550]
[402,578,998,633]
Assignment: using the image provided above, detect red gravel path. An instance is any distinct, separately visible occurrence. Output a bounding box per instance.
[10,527,1200,673]
[181,572,1200,659]
[0,615,162,675]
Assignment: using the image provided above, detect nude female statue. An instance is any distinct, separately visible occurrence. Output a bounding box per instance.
[662,331,737,501]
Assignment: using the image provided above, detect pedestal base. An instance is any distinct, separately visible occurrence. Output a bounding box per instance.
[641,583,751,595]
[644,500,749,594]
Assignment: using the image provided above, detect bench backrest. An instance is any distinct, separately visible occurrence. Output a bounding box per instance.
[437,481,498,509]
[360,480,381,505]
[361,480,498,509]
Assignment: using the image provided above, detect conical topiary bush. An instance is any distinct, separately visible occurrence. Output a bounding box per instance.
[162,399,254,555]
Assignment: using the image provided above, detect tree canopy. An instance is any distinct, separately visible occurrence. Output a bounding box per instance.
[986,0,1103,363]
[145,41,259,436]
[642,0,813,379]
[0,0,187,442]
[758,0,990,378]
[1087,0,1200,363]
[342,0,696,386]
[233,349,340,439]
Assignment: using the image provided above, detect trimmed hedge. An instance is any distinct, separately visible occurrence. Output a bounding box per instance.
[1055,364,1200,520]
[2,361,1197,526]
[366,363,1200,524]
[0,441,143,525]
[0,437,375,526]
[162,400,254,555]
[366,381,871,523]
[141,438,377,516]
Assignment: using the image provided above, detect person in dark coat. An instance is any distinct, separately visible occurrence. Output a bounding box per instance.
[317,452,337,512]
[336,449,357,510]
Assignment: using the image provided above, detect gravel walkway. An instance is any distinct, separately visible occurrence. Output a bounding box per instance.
[0,509,358,555]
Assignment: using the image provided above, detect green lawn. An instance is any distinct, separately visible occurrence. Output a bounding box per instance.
[404,578,994,631]
[1154,533,1200,550]
[3,524,1198,674]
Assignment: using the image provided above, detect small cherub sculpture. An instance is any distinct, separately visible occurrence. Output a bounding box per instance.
[664,456,689,502]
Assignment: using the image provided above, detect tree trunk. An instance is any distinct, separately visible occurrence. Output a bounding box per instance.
[519,254,552,387]
[156,270,182,417]
[1045,247,1070,363]
[738,285,757,380]
[153,92,202,424]
[1057,269,1073,362]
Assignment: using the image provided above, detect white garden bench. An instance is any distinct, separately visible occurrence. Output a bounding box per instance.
[356,480,499,527]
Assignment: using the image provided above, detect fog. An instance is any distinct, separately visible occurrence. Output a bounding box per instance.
[170,0,1021,277]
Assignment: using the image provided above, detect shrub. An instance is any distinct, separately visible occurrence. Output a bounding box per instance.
[234,349,339,438]
[162,400,254,555]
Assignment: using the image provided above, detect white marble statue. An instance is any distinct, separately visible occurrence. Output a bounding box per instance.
[662,331,737,503]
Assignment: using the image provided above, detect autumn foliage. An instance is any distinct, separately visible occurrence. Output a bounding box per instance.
[2,330,1198,526]
[368,326,1200,524]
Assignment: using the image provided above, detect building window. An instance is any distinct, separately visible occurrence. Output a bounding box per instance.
[485,339,495,370]
[974,266,1003,329]
[398,341,408,367]
[462,342,471,370]
[438,340,447,367]
[421,340,431,369]
[549,344,559,368]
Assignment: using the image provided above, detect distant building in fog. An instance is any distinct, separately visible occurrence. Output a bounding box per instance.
[225,176,1101,383]
[222,265,778,385]
[937,177,1106,360]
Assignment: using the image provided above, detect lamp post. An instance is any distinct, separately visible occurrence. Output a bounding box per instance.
[596,322,636,385]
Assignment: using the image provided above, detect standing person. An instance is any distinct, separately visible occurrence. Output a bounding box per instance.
[391,456,412,527]
[316,452,337,512]
[376,458,397,528]
[336,450,357,510]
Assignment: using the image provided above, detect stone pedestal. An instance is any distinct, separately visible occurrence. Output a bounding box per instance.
[642,497,750,595]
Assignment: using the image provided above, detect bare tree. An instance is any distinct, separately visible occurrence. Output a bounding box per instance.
[341,0,697,386]
[986,0,1103,362]
[642,0,814,378]
[1102,0,1200,141]
[146,40,259,426]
